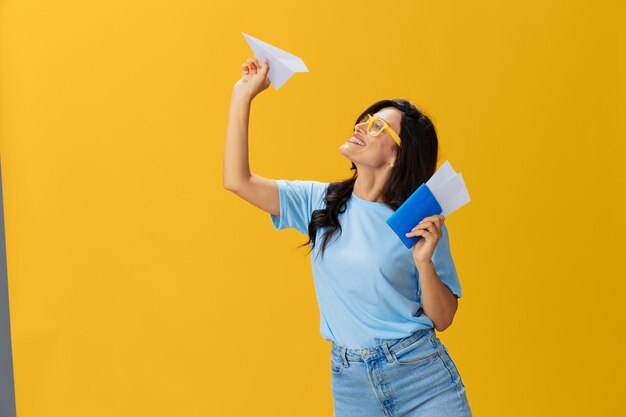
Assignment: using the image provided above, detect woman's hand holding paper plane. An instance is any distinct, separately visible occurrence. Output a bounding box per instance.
[242,32,309,89]
[234,56,271,100]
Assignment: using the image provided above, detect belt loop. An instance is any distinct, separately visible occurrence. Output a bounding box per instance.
[382,343,394,363]
[341,347,349,367]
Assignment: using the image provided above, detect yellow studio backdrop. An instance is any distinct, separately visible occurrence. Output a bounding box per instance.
[1,0,625,416]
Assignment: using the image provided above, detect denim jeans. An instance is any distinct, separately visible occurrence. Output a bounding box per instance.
[330,327,472,417]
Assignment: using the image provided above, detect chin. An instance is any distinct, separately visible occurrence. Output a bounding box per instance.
[338,147,357,163]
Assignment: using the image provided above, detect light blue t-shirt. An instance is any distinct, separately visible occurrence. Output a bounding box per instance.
[270,179,462,349]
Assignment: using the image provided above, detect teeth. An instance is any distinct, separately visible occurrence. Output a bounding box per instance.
[350,137,365,145]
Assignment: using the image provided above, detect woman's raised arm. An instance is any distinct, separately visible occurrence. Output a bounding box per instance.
[222,57,280,217]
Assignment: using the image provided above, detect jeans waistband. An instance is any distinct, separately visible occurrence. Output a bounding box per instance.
[331,327,435,364]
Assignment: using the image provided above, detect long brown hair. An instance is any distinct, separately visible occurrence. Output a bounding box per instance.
[299,99,440,260]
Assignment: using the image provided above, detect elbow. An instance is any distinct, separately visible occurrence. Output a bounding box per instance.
[434,316,455,332]
[222,174,234,191]
[223,175,250,192]
[434,323,446,332]
[223,178,240,192]
[436,295,459,332]
[434,322,451,332]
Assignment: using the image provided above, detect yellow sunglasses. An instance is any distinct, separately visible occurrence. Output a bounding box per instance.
[357,114,402,147]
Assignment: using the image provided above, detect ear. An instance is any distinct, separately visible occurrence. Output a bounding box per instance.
[389,154,396,168]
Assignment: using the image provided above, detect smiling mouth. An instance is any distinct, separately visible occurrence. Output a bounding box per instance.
[347,136,366,146]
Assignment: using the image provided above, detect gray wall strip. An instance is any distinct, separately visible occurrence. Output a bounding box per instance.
[0,159,17,417]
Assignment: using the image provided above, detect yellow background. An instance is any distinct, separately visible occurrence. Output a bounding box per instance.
[1,0,625,416]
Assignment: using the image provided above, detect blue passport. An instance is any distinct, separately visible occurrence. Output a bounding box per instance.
[386,183,442,249]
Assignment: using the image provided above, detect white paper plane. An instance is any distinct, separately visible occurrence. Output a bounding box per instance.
[426,160,471,216]
[242,32,309,89]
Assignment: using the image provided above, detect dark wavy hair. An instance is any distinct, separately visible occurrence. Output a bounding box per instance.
[298,98,440,260]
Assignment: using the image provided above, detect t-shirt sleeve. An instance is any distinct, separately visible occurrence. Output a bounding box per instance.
[431,222,463,298]
[269,179,329,235]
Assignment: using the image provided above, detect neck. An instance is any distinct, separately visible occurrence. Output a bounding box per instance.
[352,167,392,203]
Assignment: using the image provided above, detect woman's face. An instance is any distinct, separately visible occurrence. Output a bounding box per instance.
[338,107,403,170]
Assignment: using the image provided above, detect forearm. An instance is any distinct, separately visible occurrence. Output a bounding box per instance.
[223,91,253,189]
[415,259,458,332]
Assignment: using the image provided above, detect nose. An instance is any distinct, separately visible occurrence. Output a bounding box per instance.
[354,121,366,136]
[353,128,365,140]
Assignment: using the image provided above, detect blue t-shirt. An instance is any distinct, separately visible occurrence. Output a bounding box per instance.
[269,179,462,349]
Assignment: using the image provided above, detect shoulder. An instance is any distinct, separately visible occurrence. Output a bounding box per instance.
[308,181,331,209]
[273,179,330,207]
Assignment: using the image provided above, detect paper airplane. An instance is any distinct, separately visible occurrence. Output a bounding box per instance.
[386,160,471,249]
[242,32,309,89]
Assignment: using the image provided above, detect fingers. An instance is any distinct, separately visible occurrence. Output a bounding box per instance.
[259,57,269,73]
[425,214,445,223]
[246,58,257,74]
[405,228,435,240]
[258,58,269,85]
[417,218,442,232]
[420,215,444,230]
[406,215,445,237]
[241,57,270,90]
[243,57,269,75]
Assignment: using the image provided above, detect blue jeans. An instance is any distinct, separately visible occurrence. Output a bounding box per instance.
[330,327,472,417]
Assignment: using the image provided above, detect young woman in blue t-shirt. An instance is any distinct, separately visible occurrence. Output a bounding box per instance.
[223,56,472,417]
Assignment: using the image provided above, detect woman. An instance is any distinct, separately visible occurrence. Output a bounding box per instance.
[223,56,472,417]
